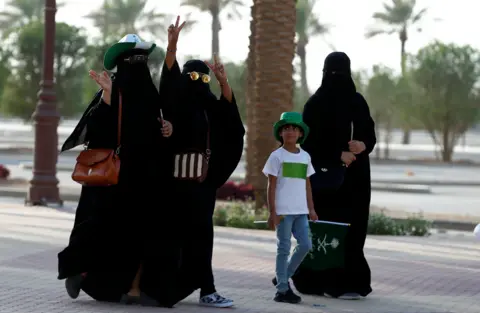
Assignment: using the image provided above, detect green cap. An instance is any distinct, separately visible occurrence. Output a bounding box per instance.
[273,111,309,144]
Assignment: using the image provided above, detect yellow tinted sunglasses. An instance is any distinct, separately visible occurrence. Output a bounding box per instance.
[187,71,211,83]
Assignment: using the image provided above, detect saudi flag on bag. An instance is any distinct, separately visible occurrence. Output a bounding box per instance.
[299,220,350,271]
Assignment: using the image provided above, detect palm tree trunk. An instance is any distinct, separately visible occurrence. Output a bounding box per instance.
[245,2,257,186]
[297,39,309,98]
[210,2,221,59]
[399,31,411,145]
[252,0,296,209]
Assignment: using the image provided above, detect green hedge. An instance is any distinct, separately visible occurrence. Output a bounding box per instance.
[214,202,431,236]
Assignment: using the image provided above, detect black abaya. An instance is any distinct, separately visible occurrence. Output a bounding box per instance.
[57,54,182,307]
[292,85,376,297]
[159,59,245,298]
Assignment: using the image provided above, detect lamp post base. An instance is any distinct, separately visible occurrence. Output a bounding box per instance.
[26,176,63,207]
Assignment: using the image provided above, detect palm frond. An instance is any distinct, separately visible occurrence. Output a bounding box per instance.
[180,0,209,11]
[411,7,427,24]
[365,28,396,38]
[372,12,396,23]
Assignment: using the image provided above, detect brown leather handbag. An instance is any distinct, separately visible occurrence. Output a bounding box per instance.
[173,111,210,182]
[71,93,122,186]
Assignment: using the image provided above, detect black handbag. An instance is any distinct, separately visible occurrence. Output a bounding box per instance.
[310,122,353,192]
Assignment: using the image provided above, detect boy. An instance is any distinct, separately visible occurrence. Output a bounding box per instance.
[262,112,318,304]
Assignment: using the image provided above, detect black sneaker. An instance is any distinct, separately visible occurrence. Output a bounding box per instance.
[274,289,302,304]
[65,274,83,299]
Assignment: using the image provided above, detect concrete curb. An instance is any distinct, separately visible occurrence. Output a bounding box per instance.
[371,179,480,187]
[0,187,472,232]
[0,187,80,203]
[371,183,431,194]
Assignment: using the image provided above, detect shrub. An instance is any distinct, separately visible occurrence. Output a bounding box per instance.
[368,212,406,235]
[214,202,431,237]
[214,201,269,230]
[403,213,432,236]
[368,211,431,236]
[213,207,228,226]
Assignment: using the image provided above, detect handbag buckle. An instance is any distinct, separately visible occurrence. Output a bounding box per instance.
[321,168,328,172]
[115,146,121,155]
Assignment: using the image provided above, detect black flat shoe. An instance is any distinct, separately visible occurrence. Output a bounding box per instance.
[139,292,163,307]
[119,294,140,305]
[65,275,83,299]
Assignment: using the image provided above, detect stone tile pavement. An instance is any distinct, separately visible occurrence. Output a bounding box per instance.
[0,200,478,313]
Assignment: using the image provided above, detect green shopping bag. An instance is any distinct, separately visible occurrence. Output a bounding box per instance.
[299,220,350,271]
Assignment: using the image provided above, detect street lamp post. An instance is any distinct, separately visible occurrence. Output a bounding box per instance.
[26,0,62,206]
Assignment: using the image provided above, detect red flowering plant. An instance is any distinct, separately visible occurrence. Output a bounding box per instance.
[0,165,10,179]
[216,181,255,201]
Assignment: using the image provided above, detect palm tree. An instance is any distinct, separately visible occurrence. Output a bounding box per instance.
[0,0,65,38]
[85,0,171,44]
[180,0,244,59]
[365,0,427,144]
[296,0,328,98]
[245,1,256,185]
[251,0,296,209]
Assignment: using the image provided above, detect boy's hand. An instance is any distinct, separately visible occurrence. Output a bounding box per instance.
[268,214,282,230]
[309,210,318,221]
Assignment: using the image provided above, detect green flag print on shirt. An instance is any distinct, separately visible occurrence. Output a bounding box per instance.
[282,162,308,179]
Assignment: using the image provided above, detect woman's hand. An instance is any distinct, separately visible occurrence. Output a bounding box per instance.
[349,140,366,154]
[341,151,356,166]
[89,70,112,105]
[167,16,186,48]
[205,54,233,102]
[205,54,228,86]
[159,119,173,138]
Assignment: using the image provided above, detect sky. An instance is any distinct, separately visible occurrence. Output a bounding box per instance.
[1,0,479,93]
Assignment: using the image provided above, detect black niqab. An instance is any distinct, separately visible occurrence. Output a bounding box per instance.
[112,49,163,151]
[172,59,217,152]
[318,51,356,98]
[302,52,357,164]
[179,59,217,106]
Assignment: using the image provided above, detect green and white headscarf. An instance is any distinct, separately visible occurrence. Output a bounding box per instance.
[103,34,156,72]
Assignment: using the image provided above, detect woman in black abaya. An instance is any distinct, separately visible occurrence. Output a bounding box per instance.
[57,34,181,307]
[292,52,376,300]
[158,18,245,308]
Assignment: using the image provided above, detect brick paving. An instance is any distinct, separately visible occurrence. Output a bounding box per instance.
[0,202,478,313]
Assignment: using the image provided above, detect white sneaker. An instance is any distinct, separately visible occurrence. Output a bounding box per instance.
[199,292,234,308]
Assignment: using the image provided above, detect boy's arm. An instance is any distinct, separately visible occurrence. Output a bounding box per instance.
[267,175,277,215]
[306,177,314,213]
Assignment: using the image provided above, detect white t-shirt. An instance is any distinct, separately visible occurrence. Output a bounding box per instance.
[262,147,315,215]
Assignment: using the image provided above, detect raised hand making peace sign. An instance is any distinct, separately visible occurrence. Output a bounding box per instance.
[168,16,186,47]
[205,54,228,86]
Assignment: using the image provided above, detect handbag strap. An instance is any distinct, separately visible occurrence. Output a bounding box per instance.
[204,110,211,157]
[350,121,354,141]
[116,92,123,153]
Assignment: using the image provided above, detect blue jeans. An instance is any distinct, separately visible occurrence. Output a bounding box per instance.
[275,214,312,293]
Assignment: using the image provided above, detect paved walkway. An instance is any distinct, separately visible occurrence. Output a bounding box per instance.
[0,201,478,313]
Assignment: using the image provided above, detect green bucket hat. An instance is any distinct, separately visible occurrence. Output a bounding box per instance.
[273,112,310,144]
[103,34,156,71]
